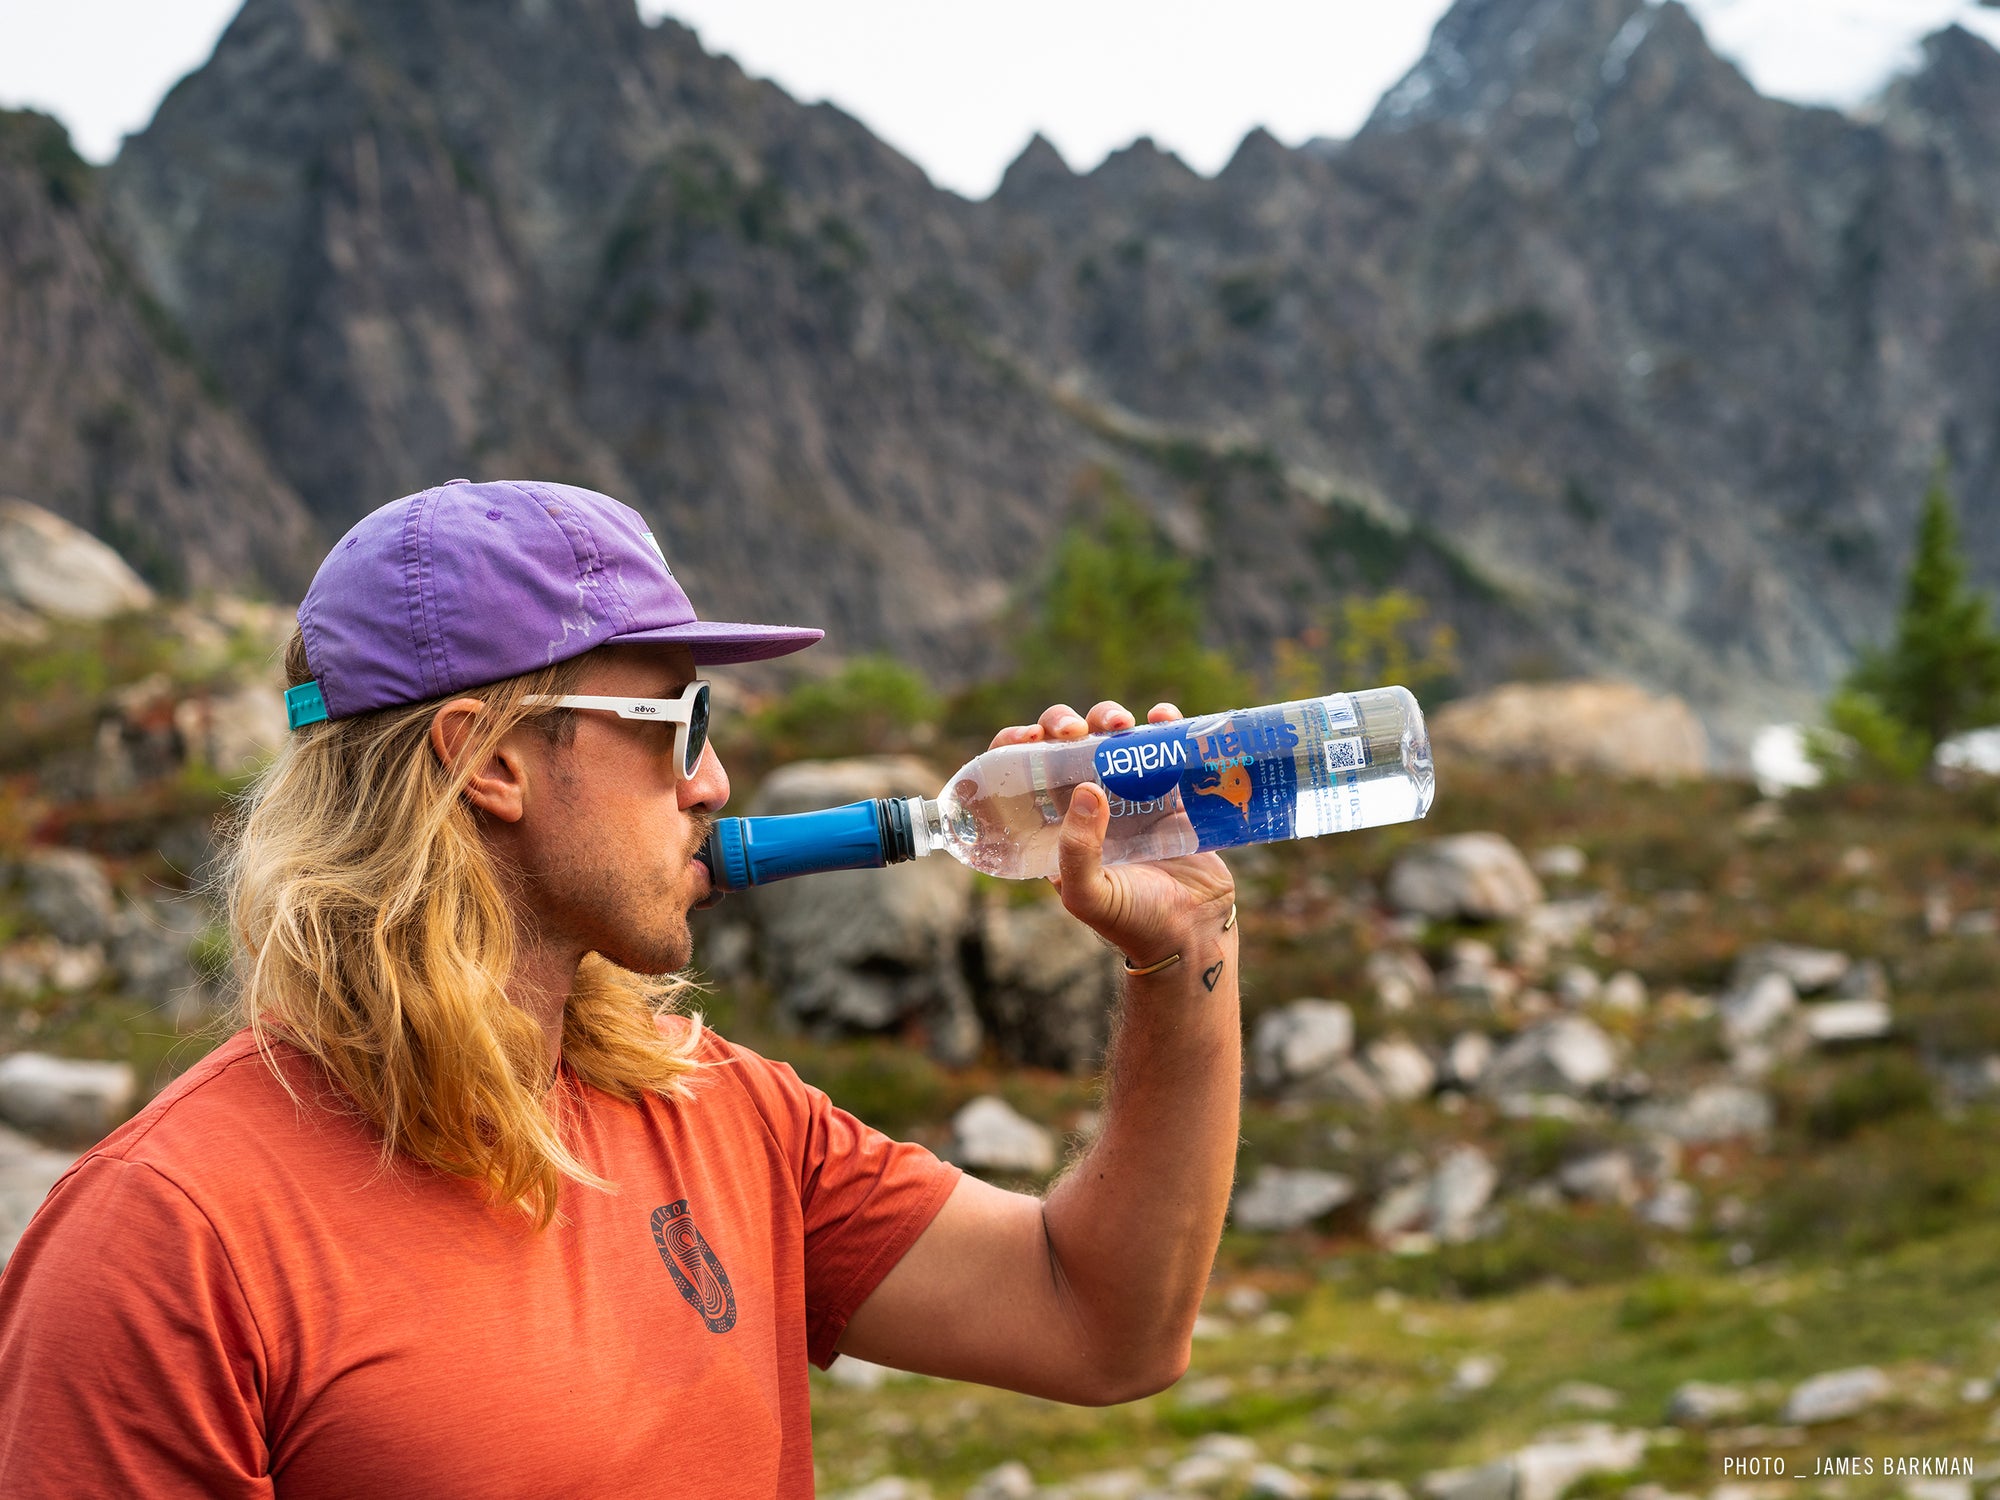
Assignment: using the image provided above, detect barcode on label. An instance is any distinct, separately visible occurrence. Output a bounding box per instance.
[1324,736,1367,772]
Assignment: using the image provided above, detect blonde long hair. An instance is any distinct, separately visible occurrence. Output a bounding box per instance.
[217,631,704,1226]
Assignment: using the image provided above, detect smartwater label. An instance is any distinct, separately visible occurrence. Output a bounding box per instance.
[1180,708,1302,851]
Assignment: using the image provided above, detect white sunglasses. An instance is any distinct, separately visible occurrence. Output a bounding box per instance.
[523,680,711,779]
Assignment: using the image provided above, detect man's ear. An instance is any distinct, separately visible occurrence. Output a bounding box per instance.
[430,698,530,824]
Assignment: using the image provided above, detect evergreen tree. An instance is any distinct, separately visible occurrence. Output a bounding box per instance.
[1851,460,2000,749]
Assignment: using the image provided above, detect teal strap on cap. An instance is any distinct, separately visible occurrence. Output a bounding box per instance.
[285,680,329,730]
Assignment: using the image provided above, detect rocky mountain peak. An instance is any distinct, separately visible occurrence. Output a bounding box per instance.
[993,131,1074,203]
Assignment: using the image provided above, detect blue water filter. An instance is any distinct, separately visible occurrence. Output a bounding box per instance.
[700,798,921,892]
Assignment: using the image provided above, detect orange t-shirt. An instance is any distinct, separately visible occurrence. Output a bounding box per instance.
[0,1025,959,1497]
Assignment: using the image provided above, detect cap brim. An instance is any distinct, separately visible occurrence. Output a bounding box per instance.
[608,619,824,665]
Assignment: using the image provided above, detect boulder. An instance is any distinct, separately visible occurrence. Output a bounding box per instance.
[1481,1018,1620,1098]
[1804,998,1894,1044]
[1717,972,1797,1048]
[1733,944,1849,995]
[1365,1036,1438,1103]
[1600,971,1647,1012]
[1429,1146,1500,1242]
[0,1053,136,1143]
[1251,1000,1354,1091]
[1558,1150,1640,1205]
[1299,1058,1390,1111]
[1629,1083,1774,1144]
[1781,1366,1891,1425]
[174,683,289,779]
[949,1096,1056,1176]
[1640,1180,1700,1233]
[1531,845,1588,881]
[1232,1166,1356,1232]
[975,896,1120,1073]
[0,938,106,997]
[19,850,119,947]
[966,1464,1036,1500]
[746,758,978,1060]
[1366,948,1434,1012]
[1430,679,1708,781]
[1443,1032,1495,1089]
[0,1122,76,1268]
[1387,834,1543,922]
[1934,726,2000,783]
[1512,1426,1648,1500]
[1665,1381,1751,1425]
[0,498,154,626]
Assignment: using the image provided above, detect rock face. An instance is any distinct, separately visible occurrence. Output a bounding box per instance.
[1430,681,1709,780]
[0,110,318,599]
[0,499,154,630]
[1387,834,1544,922]
[973,896,1121,1074]
[8,0,1988,731]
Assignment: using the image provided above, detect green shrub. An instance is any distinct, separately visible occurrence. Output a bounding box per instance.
[747,656,938,764]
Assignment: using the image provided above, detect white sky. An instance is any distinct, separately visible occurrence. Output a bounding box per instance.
[3,0,2000,199]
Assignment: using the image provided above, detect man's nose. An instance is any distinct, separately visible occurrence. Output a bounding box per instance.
[683,741,730,813]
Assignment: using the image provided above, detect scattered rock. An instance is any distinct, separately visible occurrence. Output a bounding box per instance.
[1252,1000,1354,1091]
[1481,1017,1620,1098]
[0,499,154,628]
[966,1462,1037,1500]
[1369,1179,1432,1242]
[1934,726,2000,783]
[1781,1366,1891,1425]
[0,1053,136,1144]
[1420,1459,1516,1500]
[19,850,119,948]
[1365,1035,1438,1102]
[1833,958,1889,1004]
[1233,1166,1356,1232]
[1335,1483,1411,1500]
[1733,944,1849,995]
[110,895,210,1001]
[949,1097,1056,1176]
[1430,1146,1500,1242]
[1717,972,1797,1048]
[1247,1464,1311,1499]
[1297,1057,1390,1112]
[1548,1382,1622,1413]
[1443,1032,1495,1089]
[1453,1353,1504,1392]
[1531,845,1588,881]
[1222,1284,1270,1319]
[0,1122,76,1267]
[1803,998,1894,1044]
[1557,1151,1640,1206]
[1386,834,1544,923]
[1553,965,1600,1007]
[1430,680,1708,781]
[828,1480,930,1500]
[1175,1376,1236,1410]
[1666,1381,1752,1425]
[1521,898,1607,950]
[174,683,289,779]
[1600,971,1647,1012]
[1640,1180,1700,1233]
[0,938,106,997]
[1630,1083,1774,1144]
[1512,1426,1648,1500]
[1367,948,1435,1012]
[1042,1470,1147,1500]
[825,1355,895,1391]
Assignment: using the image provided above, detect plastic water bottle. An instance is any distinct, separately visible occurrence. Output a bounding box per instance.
[700,687,1433,891]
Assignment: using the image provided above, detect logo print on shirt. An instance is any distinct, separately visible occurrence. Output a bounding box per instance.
[650,1201,738,1334]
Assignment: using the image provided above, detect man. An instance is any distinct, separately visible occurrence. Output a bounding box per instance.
[0,479,1241,1497]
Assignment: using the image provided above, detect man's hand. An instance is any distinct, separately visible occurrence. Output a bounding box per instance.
[988,700,1235,968]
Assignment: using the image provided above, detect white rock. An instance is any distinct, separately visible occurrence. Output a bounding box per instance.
[1420,1460,1515,1500]
[1192,1434,1259,1465]
[1233,1166,1356,1232]
[0,938,106,997]
[1665,1380,1751,1425]
[1751,724,1823,799]
[1733,944,1849,996]
[1905,1481,1971,1500]
[1513,1425,1647,1500]
[1431,680,1708,781]
[1781,1365,1891,1424]
[0,499,154,623]
[1253,1000,1354,1090]
[1336,1483,1411,1500]
[825,1355,893,1391]
[1804,998,1894,1044]
[1367,948,1435,1012]
[1935,726,2000,781]
[1553,965,1601,1007]
[1170,1453,1236,1489]
[1453,1354,1504,1392]
[1521,898,1607,949]
[1531,845,1588,880]
[174,684,289,779]
[829,1480,930,1500]
[1298,1057,1389,1112]
[1496,1093,1600,1122]
[1366,1036,1438,1102]
[1042,1471,1146,1500]
[966,1462,1037,1500]
[1481,1017,1620,1098]
[1430,1146,1500,1242]
[1600,972,1647,1012]
[1717,972,1797,1048]
[1630,1084,1774,1144]
[0,1053,136,1142]
[1386,834,1545,923]
[1248,1464,1311,1499]
[20,850,118,948]
[1222,1284,1270,1319]
[949,1097,1056,1176]
[1548,1382,1622,1413]
[1641,1180,1700,1233]
[1444,1032,1495,1088]
[1557,1151,1639,1205]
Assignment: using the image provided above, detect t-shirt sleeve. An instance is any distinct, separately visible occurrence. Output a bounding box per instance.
[0,1155,272,1498]
[709,1035,961,1367]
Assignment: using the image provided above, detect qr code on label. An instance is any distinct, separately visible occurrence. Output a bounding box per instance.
[1324,737,1366,771]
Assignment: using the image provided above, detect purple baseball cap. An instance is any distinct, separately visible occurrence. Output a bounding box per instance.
[288,479,822,726]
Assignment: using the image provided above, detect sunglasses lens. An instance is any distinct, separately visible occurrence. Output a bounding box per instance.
[684,683,710,778]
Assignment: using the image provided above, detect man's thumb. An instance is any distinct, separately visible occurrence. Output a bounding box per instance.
[1055,781,1110,900]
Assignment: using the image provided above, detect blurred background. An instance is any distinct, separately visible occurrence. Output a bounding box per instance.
[5,0,2000,1495]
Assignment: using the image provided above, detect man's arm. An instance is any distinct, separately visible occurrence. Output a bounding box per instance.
[837,698,1240,1405]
